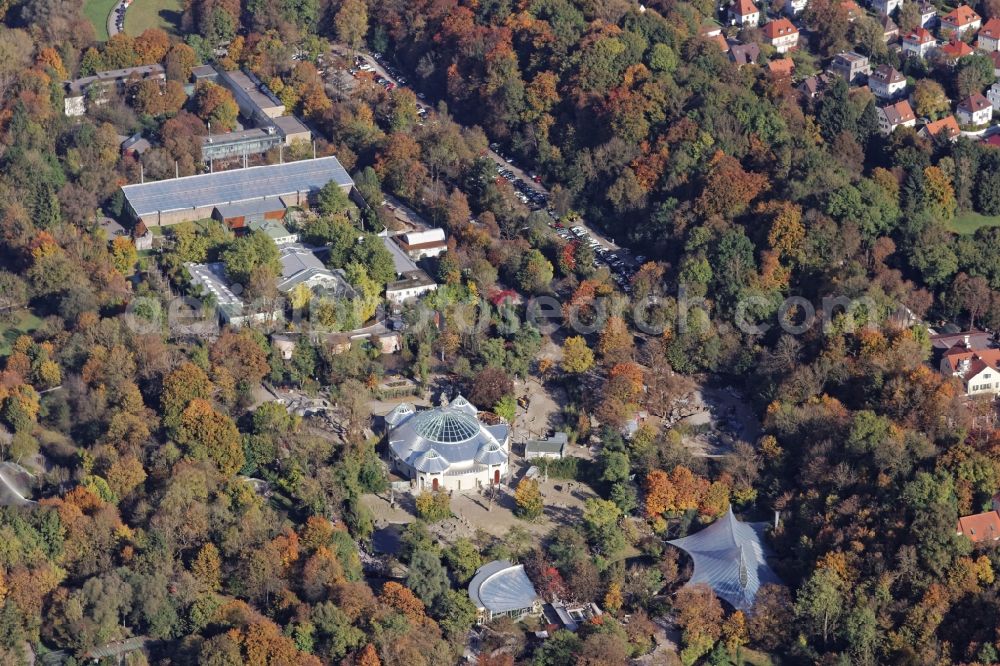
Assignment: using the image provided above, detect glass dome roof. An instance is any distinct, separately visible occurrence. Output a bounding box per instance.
[411,408,482,444]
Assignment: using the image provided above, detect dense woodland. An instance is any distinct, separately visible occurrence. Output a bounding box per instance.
[0,0,1000,663]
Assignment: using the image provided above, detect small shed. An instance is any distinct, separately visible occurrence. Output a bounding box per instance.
[524,432,568,460]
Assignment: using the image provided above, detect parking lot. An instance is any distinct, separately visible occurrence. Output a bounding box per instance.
[325,46,643,290]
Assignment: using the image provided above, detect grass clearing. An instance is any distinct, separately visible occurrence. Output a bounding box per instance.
[0,310,44,357]
[123,0,183,36]
[951,211,1000,235]
[84,0,119,41]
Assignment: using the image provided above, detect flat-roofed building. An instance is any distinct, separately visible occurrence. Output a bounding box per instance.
[64,64,165,116]
[185,262,282,327]
[525,432,568,460]
[217,68,286,122]
[121,156,354,227]
[201,127,284,162]
[212,197,289,230]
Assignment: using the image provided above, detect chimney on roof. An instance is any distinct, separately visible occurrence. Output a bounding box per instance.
[964,334,970,348]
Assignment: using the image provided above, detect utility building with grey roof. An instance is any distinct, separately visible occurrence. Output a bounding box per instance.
[121,156,354,227]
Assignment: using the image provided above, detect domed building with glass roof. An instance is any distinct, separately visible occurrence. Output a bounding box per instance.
[384,395,511,492]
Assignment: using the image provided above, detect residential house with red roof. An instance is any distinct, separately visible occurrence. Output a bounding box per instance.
[941,346,1000,396]
[919,115,961,141]
[877,99,916,134]
[729,0,760,26]
[767,58,795,78]
[978,16,1000,50]
[902,28,937,58]
[957,510,1000,542]
[941,4,982,36]
[763,18,800,53]
[957,92,993,126]
[939,37,975,61]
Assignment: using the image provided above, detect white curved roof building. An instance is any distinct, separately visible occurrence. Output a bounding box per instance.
[468,560,540,623]
[385,395,510,492]
[667,507,781,611]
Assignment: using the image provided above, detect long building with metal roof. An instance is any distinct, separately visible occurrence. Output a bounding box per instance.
[121,156,354,227]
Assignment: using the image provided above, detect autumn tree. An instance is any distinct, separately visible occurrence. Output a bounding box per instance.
[335,0,368,55]
[175,398,245,476]
[675,584,724,664]
[597,315,633,364]
[514,478,543,520]
[193,80,238,131]
[561,336,594,374]
[161,361,213,432]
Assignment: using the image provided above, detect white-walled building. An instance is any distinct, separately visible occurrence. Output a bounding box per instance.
[979,17,1000,50]
[868,64,907,99]
[941,4,981,36]
[902,28,937,58]
[385,395,511,492]
[762,18,800,53]
[730,0,760,26]
[396,228,448,259]
[877,100,916,134]
[988,82,1000,110]
[958,92,993,126]
[941,346,1000,397]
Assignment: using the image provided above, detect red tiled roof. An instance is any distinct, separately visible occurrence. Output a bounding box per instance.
[957,511,1000,542]
[712,33,730,52]
[923,115,960,138]
[980,16,1000,38]
[763,18,798,39]
[882,100,915,125]
[733,0,757,16]
[940,38,974,58]
[768,58,795,76]
[904,27,935,43]
[943,4,981,26]
[944,348,1000,378]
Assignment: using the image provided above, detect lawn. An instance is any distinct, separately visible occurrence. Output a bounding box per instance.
[0,310,43,357]
[951,211,1000,235]
[124,0,184,36]
[83,0,119,41]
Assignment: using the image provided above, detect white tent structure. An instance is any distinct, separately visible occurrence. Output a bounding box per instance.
[667,507,781,611]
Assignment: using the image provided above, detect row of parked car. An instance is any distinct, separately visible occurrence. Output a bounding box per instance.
[490,145,548,209]
[553,224,641,292]
[113,0,131,32]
